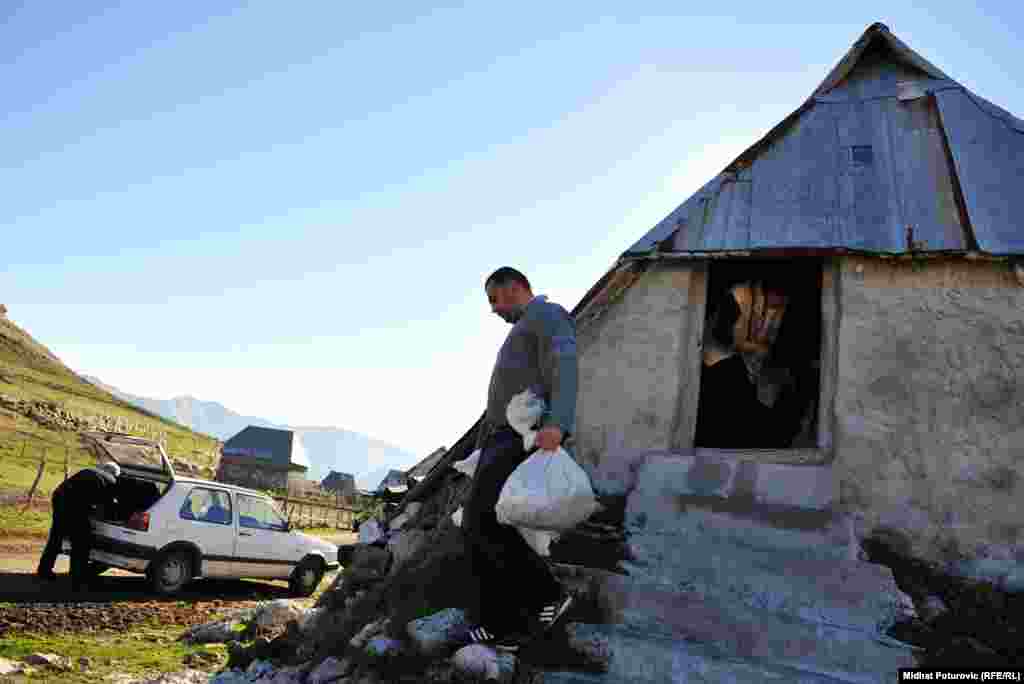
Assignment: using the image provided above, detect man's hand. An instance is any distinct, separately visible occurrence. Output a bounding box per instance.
[536,425,563,451]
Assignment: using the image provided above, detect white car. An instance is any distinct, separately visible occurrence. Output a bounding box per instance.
[65,432,339,596]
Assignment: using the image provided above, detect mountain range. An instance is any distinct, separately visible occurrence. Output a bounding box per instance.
[82,376,420,491]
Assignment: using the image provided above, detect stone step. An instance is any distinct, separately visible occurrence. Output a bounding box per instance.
[548,567,918,681]
[621,531,903,633]
[625,453,863,567]
[535,623,914,684]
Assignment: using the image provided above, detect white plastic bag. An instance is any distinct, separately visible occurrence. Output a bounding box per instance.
[518,527,557,557]
[495,446,600,531]
[494,389,601,532]
[452,449,481,477]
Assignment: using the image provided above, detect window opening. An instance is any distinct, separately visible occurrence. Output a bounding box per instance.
[694,260,823,449]
[180,487,233,525]
[238,496,288,531]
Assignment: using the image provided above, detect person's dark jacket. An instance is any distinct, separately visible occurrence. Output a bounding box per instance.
[56,467,118,515]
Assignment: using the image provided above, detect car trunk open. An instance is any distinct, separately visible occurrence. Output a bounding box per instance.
[82,431,175,524]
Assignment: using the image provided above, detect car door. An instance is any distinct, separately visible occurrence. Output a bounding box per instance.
[234,494,299,579]
[166,486,237,577]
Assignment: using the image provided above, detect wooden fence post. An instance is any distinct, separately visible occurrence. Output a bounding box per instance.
[23,447,47,511]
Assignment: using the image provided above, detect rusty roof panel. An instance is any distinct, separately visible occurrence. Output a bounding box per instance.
[621,24,1022,258]
[831,100,901,250]
[701,176,752,249]
[888,96,968,250]
[935,88,1024,254]
[747,105,843,248]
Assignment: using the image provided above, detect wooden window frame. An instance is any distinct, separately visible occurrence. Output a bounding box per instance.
[670,258,838,465]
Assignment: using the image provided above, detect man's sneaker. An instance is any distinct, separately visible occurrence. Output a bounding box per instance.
[537,592,574,633]
[453,625,524,653]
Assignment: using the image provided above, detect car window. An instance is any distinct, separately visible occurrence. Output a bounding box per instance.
[238,495,288,531]
[180,487,233,525]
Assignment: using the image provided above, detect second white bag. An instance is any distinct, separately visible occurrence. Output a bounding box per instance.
[494,446,600,532]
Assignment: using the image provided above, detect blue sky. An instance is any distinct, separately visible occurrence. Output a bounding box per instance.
[3,2,1021,463]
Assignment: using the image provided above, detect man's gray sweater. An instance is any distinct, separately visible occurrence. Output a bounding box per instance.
[481,295,578,447]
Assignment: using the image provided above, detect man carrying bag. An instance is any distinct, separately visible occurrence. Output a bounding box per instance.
[456,267,577,652]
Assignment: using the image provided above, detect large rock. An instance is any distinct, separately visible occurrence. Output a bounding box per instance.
[451,644,516,682]
[307,656,353,684]
[181,619,244,644]
[0,658,25,676]
[22,653,72,670]
[348,544,391,579]
[387,529,431,573]
[406,608,472,657]
[296,606,325,635]
[350,618,388,649]
[564,623,612,672]
[135,670,211,684]
[253,600,302,629]
[389,502,423,530]
[365,635,406,658]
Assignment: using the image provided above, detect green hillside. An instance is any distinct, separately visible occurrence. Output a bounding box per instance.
[0,311,220,536]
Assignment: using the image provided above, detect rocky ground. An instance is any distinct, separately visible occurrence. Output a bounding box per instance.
[864,536,1024,668]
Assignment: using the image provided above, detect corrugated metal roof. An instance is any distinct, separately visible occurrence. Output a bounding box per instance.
[624,23,1023,258]
[935,87,1024,254]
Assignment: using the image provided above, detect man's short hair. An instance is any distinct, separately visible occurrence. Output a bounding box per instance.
[485,267,531,291]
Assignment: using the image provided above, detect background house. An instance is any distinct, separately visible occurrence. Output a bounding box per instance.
[216,425,310,493]
[376,468,409,494]
[321,470,357,496]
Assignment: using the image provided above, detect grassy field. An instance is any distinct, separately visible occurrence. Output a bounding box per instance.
[0,315,221,537]
[0,626,224,683]
[0,575,338,683]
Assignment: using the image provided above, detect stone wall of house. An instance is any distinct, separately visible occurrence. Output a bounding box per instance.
[834,255,1024,588]
[574,263,702,496]
[216,457,289,491]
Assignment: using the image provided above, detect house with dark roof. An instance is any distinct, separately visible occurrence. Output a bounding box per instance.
[400,23,1024,592]
[321,470,356,496]
[216,425,310,492]
[376,469,409,494]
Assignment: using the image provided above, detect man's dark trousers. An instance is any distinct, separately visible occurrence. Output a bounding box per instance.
[463,426,563,635]
[37,485,97,590]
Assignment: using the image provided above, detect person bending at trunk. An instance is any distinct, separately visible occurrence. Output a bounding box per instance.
[37,461,121,591]
[457,267,577,653]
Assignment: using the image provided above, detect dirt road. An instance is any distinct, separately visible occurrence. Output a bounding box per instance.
[0,533,353,636]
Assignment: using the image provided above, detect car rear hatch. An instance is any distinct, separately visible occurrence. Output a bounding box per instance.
[82,431,176,482]
[82,431,175,528]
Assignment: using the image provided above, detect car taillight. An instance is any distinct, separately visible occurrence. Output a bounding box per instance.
[127,511,150,532]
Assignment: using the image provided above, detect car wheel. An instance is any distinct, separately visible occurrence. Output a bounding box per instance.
[289,557,324,598]
[149,550,192,595]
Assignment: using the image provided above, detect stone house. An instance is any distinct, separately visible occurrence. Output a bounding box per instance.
[567,22,1024,589]
[321,470,357,496]
[403,23,1024,592]
[216,425,310,493]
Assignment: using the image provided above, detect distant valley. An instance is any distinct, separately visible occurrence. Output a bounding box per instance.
[83,376,420,491]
